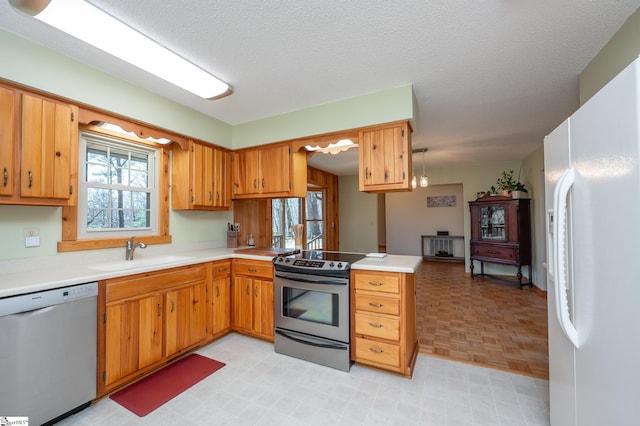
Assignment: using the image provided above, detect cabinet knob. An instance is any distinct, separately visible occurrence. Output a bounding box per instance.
[55,151,61,157]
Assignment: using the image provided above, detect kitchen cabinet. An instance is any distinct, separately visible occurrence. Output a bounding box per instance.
[359,121,412,193]
[469,195,532,288]
[0,86,15,198]
[99,263,209,395]
[231,143,307,199]
[210,260,232,338]
[171,140,231,210]
[351,269,418,377]
[232,259,274,341]
[0,87,79,206]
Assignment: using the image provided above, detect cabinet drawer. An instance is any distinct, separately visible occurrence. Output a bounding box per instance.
[471,243,519,262]
[212,260,231,277]
[354,273,400,294]
[355,294,400,316]
[233,259,273,279]
[355,337,400,368]
[355,312,400,341]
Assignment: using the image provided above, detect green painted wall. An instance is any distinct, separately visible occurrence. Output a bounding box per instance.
[579,6,640,105]
[232,85,416,148]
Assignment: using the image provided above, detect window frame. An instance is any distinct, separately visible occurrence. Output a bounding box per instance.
[58,115,173,252]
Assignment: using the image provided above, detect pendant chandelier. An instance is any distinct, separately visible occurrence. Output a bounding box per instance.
[412,148,429,189]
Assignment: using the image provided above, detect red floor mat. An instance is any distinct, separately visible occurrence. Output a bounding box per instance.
[110,354,225,417]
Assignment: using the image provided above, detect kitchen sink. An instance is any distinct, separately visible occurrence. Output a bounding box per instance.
[88,255,195,272]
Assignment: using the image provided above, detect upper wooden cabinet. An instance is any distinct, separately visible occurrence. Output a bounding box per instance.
[0,86,15,198]
[359,121,412,193]
[0,87,78,206]
[171,140,231,210]
[232,143,307,199]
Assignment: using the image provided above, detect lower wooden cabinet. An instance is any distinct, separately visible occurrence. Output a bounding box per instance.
[98,263,209,396]
[231,259,274,341]
[350,269,418,377]
[210,260,232,338]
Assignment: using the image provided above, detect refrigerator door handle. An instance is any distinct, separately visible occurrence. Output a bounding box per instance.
[553,167,580,348]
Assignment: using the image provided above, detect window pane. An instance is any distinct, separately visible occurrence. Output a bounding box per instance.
[87,187,110,209]
[306,191,323,220]
[306,221,323,249]
[86,208,109,230]
[129,168,148,188]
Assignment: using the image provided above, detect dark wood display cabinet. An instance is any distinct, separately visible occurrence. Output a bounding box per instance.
[469,195,532,289]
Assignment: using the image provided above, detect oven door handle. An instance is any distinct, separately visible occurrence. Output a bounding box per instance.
[275,272,347,286]
[275,329,348,350]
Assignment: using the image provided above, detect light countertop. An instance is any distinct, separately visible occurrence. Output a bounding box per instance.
[0,244,422,298]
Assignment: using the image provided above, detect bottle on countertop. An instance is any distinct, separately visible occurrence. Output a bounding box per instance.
[247,234,255,247]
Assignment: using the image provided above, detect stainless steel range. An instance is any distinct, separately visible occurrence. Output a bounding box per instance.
[273,250,365,371]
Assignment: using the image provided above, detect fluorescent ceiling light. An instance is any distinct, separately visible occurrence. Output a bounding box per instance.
[9,0,232,100]
[305,139,357,155]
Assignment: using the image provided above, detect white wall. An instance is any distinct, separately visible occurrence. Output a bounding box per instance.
[386,184,464,255]
[338,176,379,253]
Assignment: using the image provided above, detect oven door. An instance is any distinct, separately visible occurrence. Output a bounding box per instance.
[274,270,349,343]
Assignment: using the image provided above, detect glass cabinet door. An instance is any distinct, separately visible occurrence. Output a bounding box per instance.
[480,205,505,240]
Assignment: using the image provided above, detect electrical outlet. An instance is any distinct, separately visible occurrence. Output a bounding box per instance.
[24,227,40,247]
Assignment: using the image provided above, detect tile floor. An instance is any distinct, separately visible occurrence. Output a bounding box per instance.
[60,333,549,426]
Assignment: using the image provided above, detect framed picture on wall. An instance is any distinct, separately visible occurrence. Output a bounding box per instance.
[427,195,456,207]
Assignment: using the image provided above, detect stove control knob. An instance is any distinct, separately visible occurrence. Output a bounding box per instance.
[337,262,343,269]
[329,262,335,268]
[285,258,291,263]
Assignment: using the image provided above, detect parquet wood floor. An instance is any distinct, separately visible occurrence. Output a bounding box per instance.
[416,260,549,379]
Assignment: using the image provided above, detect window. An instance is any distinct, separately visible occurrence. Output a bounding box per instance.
[272,190,325,250]
[305,191,324,250]
[78,132,158,239]
[271,198,302,249]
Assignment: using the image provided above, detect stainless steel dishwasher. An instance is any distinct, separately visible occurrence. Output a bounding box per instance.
[0,282,98,425]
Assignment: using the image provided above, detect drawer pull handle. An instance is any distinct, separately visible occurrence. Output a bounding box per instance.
[28,170,33,188]
[157,303,162,317]
[369,347,384,354]
[368,322,383,328]
[248,268,257,273]
[368,302,384,308]
[368,281,383,287]
[3,167,7,187]
[217,267,228,272]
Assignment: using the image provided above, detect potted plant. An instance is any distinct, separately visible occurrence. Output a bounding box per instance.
[496,170,528,198]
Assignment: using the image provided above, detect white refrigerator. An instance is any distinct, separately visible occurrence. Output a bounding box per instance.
[544,56,640,425]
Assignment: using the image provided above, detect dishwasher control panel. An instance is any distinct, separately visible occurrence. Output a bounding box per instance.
[0,282,98,317]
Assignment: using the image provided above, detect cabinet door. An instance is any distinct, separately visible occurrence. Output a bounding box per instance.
[0,86,15,197]
[253,279,274,338]
[232,150,260,196]
[259,145,290,194]
[190,282,208,344]
[212,275,231,335]
[137,295,164,369]
[212,148,231,208]
[164,286,192,357]
[104,294,163,386]
[359,123,411,192]
[232,276,253,331]
[191,143,214,207]
[20,93,73,199]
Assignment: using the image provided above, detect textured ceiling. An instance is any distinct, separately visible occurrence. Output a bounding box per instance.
[0,1,638,175]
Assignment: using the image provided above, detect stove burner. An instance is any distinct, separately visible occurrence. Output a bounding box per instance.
[273,250,366,276]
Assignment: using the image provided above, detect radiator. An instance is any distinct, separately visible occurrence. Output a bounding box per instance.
[430,238,454,257]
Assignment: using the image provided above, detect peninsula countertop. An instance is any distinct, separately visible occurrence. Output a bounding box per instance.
[0,245,422,298]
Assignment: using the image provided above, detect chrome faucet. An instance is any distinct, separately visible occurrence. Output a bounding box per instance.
[125,236,147,260]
